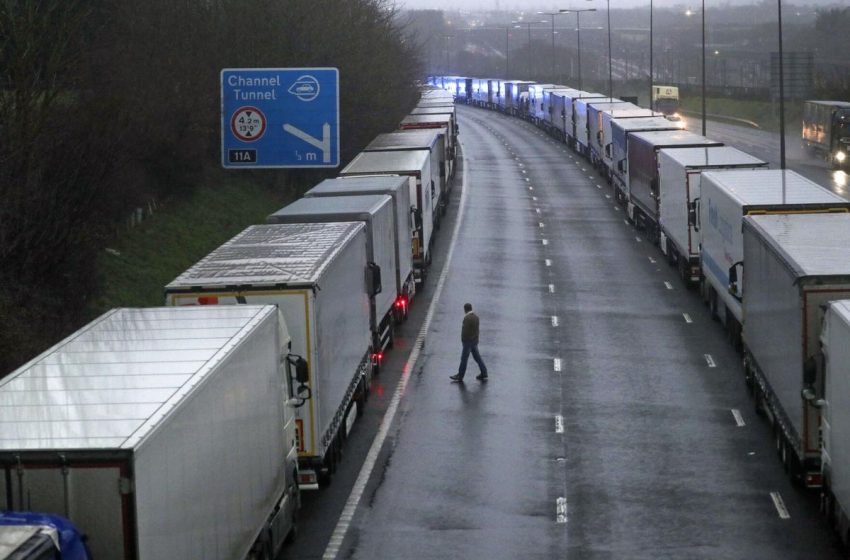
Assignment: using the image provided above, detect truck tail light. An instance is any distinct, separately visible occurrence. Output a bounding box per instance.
[198,296,219,305]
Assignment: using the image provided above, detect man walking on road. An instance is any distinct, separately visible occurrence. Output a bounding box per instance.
[450,303,488,382]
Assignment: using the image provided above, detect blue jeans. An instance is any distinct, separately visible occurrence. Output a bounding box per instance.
[458,341,487,378]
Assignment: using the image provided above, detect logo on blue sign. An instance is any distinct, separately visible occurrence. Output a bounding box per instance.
[221,68,340,168]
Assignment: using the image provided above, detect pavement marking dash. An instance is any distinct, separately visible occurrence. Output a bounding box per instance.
[624,219,630,225]
[683,313,693,323]
[542,239,549,246]
[704,354,717,368]
[770,492,791,519]
[539,222,545,228]
[549,284,555,293]
[551,316,559,327]
[536,208,541,214]
[635,236,642,243]
[555,415,564,434]
[648,256,657,264]
[545,259,552,266]
[664,281,673,290]
[605,194,611,199]
[554,358,562,372]
[532,196,538,201]
[556,497,568,523]
[597,184,604,189]
[732,409,745,427]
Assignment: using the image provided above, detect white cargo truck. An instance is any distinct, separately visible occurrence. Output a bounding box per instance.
[657,146,767,283]
[527,84,559,124]
[0,306,302,560]
[698,169,850,342]
[593,106,661,171]
[504,81,533,116]
[584,101,636,164]
[573,96,619,155]
[626,130,722,239]
[741,213,850,487]
[365,129,451,201]
[400,113,457,163]
[610,116,682,201]
[340,150,435,282]
[304,176,415,319]
[821,299,850,546]
[266,195,397,367]
[165,223,373,489]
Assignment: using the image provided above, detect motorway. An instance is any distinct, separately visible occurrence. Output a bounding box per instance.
[282,104,844,559]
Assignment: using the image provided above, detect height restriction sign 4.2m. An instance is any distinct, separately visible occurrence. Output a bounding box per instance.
[221,68,340,168]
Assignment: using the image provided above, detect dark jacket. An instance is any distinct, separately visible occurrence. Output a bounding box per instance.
[461,312,480,344]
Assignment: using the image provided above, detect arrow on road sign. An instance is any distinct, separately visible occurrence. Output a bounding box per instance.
[283,122,331,163]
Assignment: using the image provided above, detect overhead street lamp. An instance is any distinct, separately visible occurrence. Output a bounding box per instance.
[538,11,565,81]
[777,0,787,169]
[512,20,548,78]
[606,0,613,99]
[559,7,596,92]
[686,5,706,136]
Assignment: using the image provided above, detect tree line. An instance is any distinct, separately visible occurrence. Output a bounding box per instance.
[0,0,422,375]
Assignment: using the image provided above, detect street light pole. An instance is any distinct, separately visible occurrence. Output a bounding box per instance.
[607,0,613,99]
[777,0,786,169]
[513,20,549,80]
[701,0,706,136]
[649,0,653,110]
[559,8,596,92]
[538,11,559,81]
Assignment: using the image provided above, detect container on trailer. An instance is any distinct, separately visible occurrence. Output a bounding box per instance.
[540,88,574,135]
[471,78,490,106]
[657,146,766,283]
[596,108,666,171]
[366,129,451,197]
[821,299,850,544]
[559,91,606,148]
[505,81,534,116]
[0,305,301,560]
[456,77,473,103]
[626,130,723,239]
[487,78,501,108]
[0,512,90,560]
[527,84,559,123]
[610,116,692,202]
[303,176,414,315]
[651,85,680,115]
[166,224,372,489]
[341,150,435,281]
[742,213,850,487]
[267,195,397,360]
[698,169,850,333]
[574,97,623,156]
[400,113,457,163]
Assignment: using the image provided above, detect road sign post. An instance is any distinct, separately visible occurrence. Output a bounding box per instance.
[221,68,340,168]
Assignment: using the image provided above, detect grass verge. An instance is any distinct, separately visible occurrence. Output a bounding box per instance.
[680,95,803,133]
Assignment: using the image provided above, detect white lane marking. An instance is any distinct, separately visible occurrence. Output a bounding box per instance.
[536,208,541,214]
[551,316,559,327]
[555,415,564,434]
[529,186,534,190]
[605,194,611,199]
[532,196,538,201]
[545,259,552,266]
[664,281,673,290]
[542,239,549,246]
[322,136,471,560]
[597,184,604,189]
[588,175,595,180]
[770,492,791,519]
[539,222,545,228]
[525,177,530,182]
[556,497,568,523]
[683,313,693,323]
[554,358,562,372]
[549,284,555,293]
[614,206,621,211]
[648,256,657,264]
[580,167,586,172]
[732,409,745,427]
[704,354,717,368]
[635,236,642,243]
[521,169,527,174]
[624,219,630,225]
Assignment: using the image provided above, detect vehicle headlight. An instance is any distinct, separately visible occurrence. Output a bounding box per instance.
[837,151,847,163]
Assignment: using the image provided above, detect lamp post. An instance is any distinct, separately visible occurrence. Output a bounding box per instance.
[702,0,706,136]
[649,0,653,110]
[443,35,454,76]
[512,20,548,78]
[777,0,786,169]
[538,11,563,81]
[559,8,596,92]
[607,0,613,99]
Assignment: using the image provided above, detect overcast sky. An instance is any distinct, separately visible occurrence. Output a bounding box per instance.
[398,0,842,10]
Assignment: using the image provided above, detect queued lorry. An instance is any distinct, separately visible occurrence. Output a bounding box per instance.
[165,223,373,490]
[801,100,850,169]
[266,195,397,368]
[651,85,680,116]
[503,80,533,116]
[1,306,302,559]
[340,150,435,282]
[741,213,850,488]
[821,299,850,546]
[366,128,452,191]
[399,113,457,165]
[625,129,722,238]
[656,146,767,283]
[574,98,624,156]
[697,169,850,347]
[590,106,661,171]
[610,116,683,200]
[303,176,415,320]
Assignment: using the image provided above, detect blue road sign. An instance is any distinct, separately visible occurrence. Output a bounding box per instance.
[221,68,340,168]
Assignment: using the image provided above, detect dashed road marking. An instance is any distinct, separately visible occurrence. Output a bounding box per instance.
[555,415,564,433]
[648,256,657,264]
[704,354,717,368]
[532,196,538,201]
[683,313,693,323]
[664,281,673,290]
[770,492,791,519]
[556,497,568,523]
[605,194,611,199]
[554,358,562,372]
[545,259,552,266]
[549,284,555,293]
[635,236,642,243]
[539,222,545,228]
[551,315,559,327]
[597,184,604,189]
[732,409,745,427]
[536,208,541,214]
[624,219,630,225]
[542,239,549,246]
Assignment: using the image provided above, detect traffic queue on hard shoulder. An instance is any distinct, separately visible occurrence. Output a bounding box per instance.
[0,88,458,560]
[432,73,850,552]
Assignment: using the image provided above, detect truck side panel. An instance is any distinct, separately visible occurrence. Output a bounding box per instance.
[824,302,850,525]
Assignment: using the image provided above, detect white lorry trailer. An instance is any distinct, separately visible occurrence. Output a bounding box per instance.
[340,150,435,283]
[657,146,767,283]
[593,107,662,171]
[504,81,533,116]
[741,213,850,488]
[584,101,635,163]
[303,176,414,320]
[626,130,722,239]
[0,305,301,560]
[365,129,451,201]
[821,299,850,546]
[266,195,397,367]
[698,169,850,343]
[572,96,619,155]
[610,116,682,200]
[399,113,457,167]
[165,223,373,489]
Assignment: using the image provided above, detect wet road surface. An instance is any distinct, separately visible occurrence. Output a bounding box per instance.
[283,104,844,559]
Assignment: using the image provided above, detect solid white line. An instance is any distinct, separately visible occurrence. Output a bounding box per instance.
[321,137,471,560]
[551,315,559,327]
[731,409,745,427]
[683,313,693,323]
[704,354,717,368]
[549,284,555,293]
[770,492,791,519]
[664,281,673,290]
[555,415,564,434]
[554,358,562,372]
